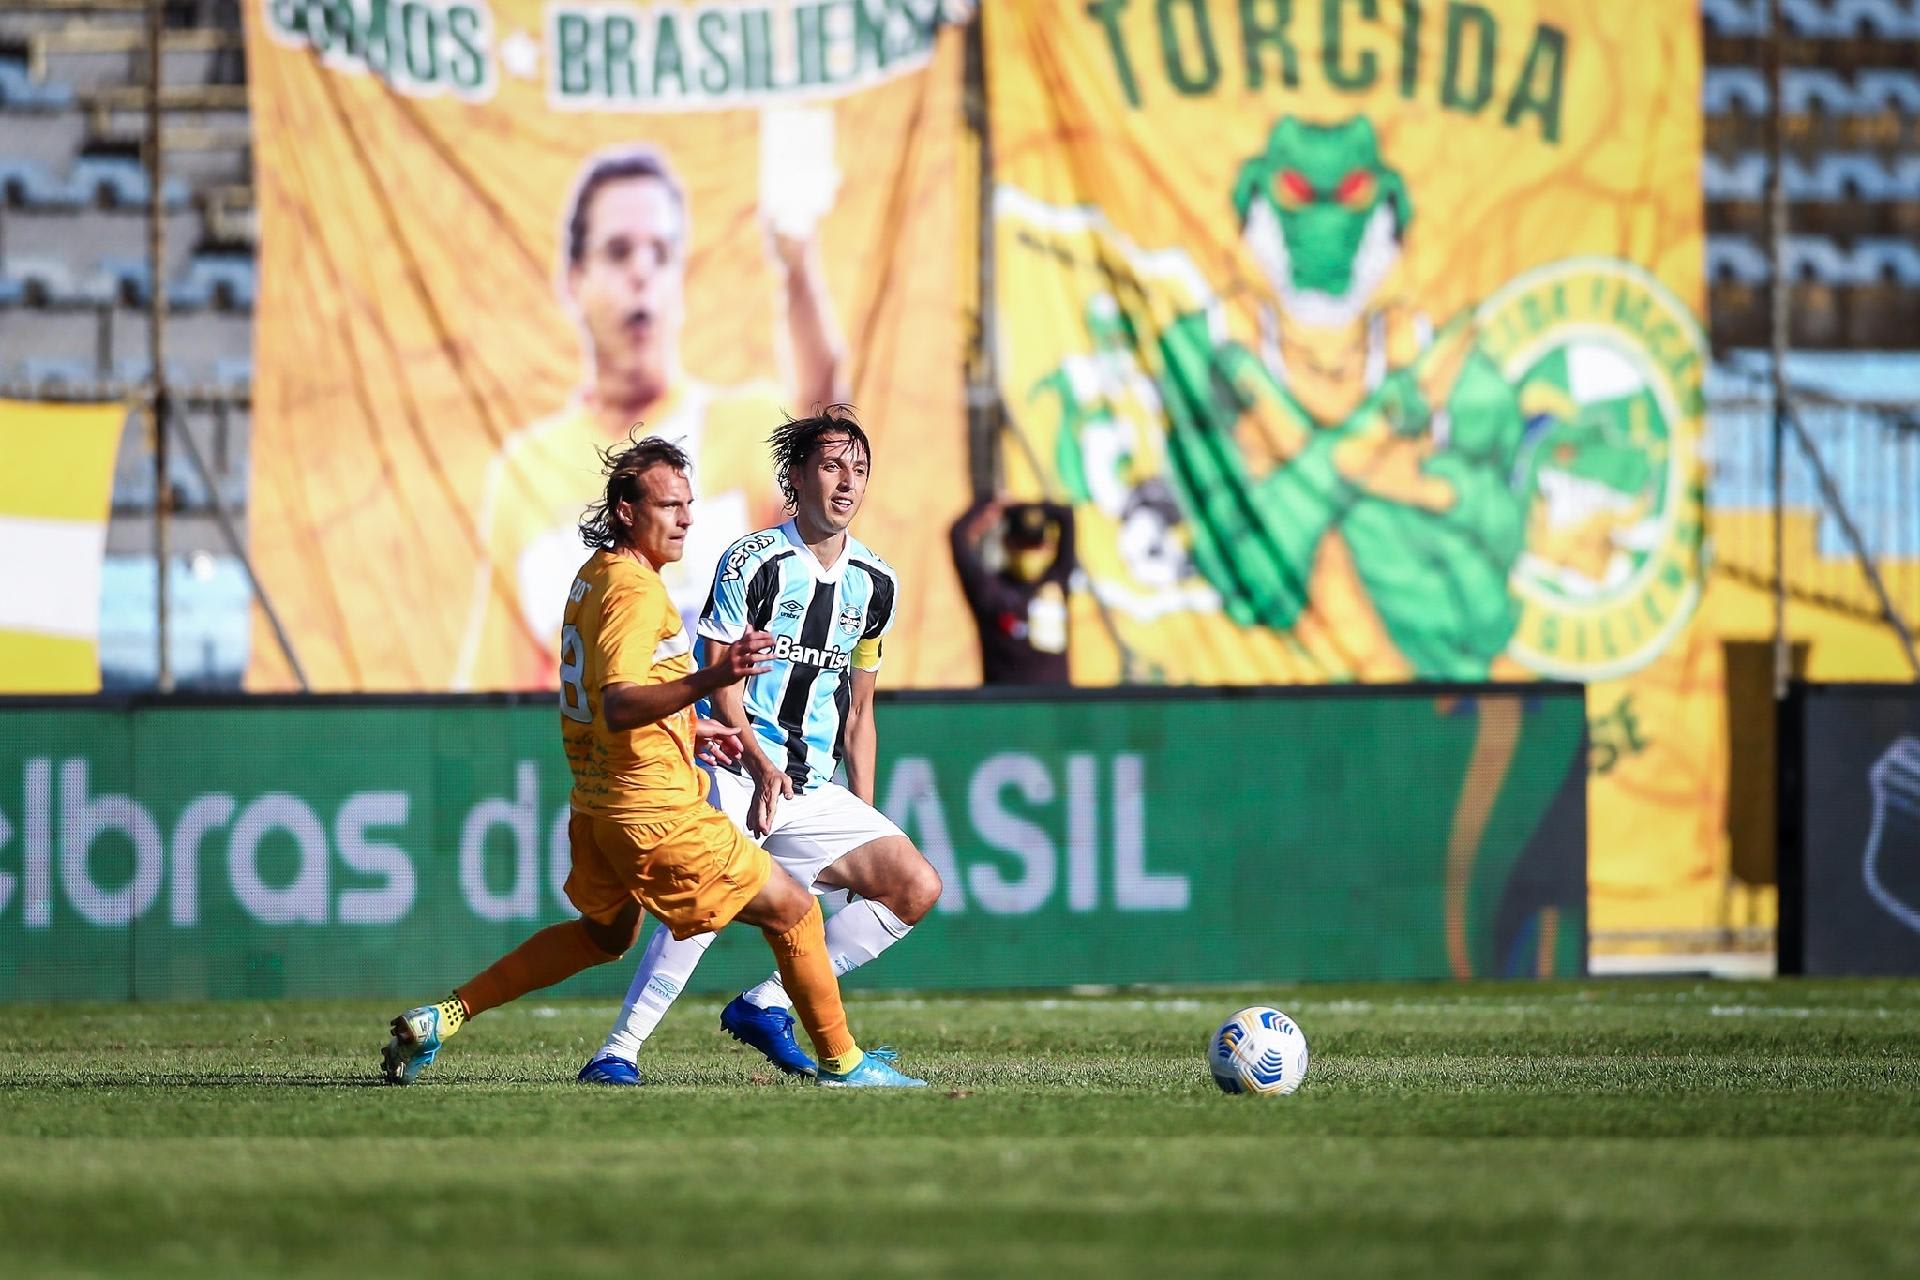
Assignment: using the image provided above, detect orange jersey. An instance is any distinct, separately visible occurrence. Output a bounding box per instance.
[558,549,706,821]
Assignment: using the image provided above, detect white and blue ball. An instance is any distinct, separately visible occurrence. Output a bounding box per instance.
[1208,1006,1309,1095]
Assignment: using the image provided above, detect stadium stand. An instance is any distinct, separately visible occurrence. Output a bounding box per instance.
[1703,0,1920,38]
[1698,3,1920,642]
[1700,0,1920,351]
[0,0,252,684]
[0,56,75,107]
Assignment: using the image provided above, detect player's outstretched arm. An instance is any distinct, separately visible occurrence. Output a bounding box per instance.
[842,666,880,806]
[773,231,847,409]
[761,107,847,408]
[601,630,775,731]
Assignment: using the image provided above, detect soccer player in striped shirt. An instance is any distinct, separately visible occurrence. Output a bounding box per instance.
[580,407,944,1083]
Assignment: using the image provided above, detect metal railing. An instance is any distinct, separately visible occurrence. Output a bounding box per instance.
[1709,386,1920,666]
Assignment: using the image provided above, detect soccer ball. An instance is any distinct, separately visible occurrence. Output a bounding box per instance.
[1208,1006,1309,1095]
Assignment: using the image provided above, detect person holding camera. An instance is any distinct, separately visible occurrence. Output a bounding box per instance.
[949,496,1077,685]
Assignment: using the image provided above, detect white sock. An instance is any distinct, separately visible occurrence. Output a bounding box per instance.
[740,899,913,1010]
[600,924,716,1063]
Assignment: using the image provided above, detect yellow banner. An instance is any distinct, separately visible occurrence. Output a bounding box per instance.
[244,0,968,691]
[986,1,1722,933]
[0,399,127,693]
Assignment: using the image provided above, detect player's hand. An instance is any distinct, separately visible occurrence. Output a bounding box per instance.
[693,718,745,768]
[760,105,838,260]
[722,630,776,684]
[746,758,796,838]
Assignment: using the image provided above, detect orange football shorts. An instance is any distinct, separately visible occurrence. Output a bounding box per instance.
[563,805,773,940]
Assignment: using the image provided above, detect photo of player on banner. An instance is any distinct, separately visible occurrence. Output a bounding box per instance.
[245,2,969,693]
[453,117,847,689]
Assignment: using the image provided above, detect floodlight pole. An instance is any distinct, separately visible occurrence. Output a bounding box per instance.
[146,0,171,692]
[1766,0,1789,701]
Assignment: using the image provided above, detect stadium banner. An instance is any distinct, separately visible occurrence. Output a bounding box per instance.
[0,689,1584,1000]
[983,1,1719,937]
[0,400,126,694]
[1780,684,1920,977]
[242,0,970,692]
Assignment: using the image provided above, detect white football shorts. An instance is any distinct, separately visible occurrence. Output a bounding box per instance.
[707,765,906,891]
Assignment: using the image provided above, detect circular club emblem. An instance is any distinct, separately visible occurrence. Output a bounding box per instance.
[1478,259,1707,680]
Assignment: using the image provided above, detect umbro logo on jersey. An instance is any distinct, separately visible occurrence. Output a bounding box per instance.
[837,605,862,634]
[780,600,804,619]
[773,633,850,671]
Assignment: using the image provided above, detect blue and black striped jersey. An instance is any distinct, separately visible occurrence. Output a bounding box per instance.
[698,521,900,792]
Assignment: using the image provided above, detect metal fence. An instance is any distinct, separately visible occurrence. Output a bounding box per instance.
[1711,391,1920,636]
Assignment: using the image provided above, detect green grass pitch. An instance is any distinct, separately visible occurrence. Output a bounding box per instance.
[2,980,1918,1278]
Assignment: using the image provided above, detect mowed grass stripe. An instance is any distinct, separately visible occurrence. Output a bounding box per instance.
[0,981,1917,1277]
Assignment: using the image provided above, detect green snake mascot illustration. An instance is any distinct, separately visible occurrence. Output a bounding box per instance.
[1155,116,1651,679]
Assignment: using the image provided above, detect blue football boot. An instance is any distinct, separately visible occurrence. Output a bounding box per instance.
[381,1002,456,1086]
[817,1051,927,1088]
[576,1053,643,1086]
[719,994,818,1078]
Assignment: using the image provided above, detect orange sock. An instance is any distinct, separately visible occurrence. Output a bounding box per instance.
[457,919,618,1018]
[762,901,858,1066]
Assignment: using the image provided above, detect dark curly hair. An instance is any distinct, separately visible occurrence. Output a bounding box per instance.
[769,405,870,512]
[578,431,692,550]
